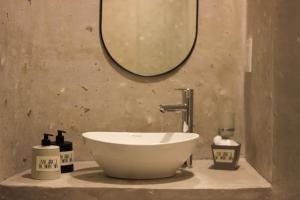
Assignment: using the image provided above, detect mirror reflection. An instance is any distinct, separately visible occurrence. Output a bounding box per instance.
[100,0,198,76]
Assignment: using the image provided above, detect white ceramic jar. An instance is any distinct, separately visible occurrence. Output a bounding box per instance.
[31,145,61,180]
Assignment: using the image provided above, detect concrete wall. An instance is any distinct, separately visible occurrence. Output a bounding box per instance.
[0,0,246,180]
[245,0,274,182]
[246,0,300,199]
[272,1,300,199]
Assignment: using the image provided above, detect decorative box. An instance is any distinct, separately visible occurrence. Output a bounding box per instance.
[211,143,241,170]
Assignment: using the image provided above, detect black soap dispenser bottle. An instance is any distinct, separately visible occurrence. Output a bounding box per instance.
[54,130,74,173]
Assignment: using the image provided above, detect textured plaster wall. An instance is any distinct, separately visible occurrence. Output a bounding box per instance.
[0,0,246,180]
[272,1,300,199]
[246,0,300,199]
[245,0,274,182]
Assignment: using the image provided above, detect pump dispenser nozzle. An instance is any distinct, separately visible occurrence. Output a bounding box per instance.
[41,133,53,146]
[56,130,66,144]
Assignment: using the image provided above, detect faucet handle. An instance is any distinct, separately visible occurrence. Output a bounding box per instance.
[176,88,193,99]
[175,88,193,91]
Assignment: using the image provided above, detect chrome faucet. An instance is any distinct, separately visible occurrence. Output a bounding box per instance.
[160,88,194,167]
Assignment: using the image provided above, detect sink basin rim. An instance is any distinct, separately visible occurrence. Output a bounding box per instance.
[82,132,199,146]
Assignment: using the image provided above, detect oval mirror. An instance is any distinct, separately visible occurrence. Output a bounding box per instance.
[100,0,198,77]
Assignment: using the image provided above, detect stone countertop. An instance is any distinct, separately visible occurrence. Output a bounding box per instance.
[0,159,271,200]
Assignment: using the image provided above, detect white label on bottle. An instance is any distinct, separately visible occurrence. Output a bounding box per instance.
[213,149,235,163]
[60,151,74,166]
[36,156,60,171]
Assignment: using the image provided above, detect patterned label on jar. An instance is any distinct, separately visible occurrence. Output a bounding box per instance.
[213,149,235,163]
[36,156,60,171]
[60,151,74,166]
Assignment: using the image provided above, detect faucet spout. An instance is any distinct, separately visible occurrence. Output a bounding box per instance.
[159,104,187,113]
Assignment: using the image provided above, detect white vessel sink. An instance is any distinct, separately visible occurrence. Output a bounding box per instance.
[82,132,199,179]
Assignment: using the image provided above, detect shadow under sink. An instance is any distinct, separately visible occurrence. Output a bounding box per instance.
[71,166,194,185]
